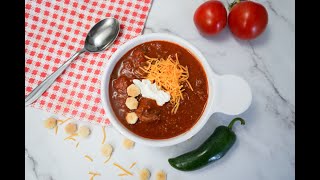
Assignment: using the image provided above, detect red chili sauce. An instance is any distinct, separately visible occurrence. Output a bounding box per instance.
[109,41,208,139]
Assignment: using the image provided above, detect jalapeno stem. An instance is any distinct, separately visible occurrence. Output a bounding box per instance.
[228,118,245,130]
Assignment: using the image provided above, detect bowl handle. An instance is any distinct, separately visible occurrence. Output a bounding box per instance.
[210,74,252,115]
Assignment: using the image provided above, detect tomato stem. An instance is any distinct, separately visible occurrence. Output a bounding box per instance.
[229,0,242,10]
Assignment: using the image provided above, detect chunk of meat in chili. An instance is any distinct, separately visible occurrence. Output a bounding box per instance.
[120,60,135,78]
[136,98,161,123]
[131,49,145,63]
[120,50,146,78]
[112,75,131,94]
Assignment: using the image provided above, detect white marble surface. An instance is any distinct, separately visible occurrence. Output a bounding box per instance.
[25,0,295,179]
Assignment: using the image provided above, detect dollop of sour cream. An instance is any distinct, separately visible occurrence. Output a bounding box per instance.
[133,79,170,106]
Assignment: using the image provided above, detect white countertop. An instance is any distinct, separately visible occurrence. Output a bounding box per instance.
[25,0,295,179]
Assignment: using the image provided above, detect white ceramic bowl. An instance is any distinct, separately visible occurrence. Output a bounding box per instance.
[101,33,252,147]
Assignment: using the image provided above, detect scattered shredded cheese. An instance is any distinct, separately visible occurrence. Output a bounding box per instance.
[76,142,80,148]
[64,134,78,141]
[140,54,193,113]
[129,162,137,169]
[113,163,133,176]
[101,126,106,144]
[88,171,101,180]
[118,173,128,176]
[104,156,111,164]
[59,118,71,125]
[64,137,76,141]
[54,126,58,135]
[64,133,78,140]
[88,171,101,176]
[84,155,93,162]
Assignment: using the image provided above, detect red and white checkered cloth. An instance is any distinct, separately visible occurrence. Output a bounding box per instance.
[25,0,152,125]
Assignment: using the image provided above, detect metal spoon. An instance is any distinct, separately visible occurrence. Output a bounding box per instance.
[25,18,120,106]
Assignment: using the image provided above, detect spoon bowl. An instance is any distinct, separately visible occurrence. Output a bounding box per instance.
[25,18,120,106]
[85,18,120,52]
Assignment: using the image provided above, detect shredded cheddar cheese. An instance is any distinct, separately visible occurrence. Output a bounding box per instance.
[113,163,133,176]
[129,162,136,169]
[88,171,101,180]
[101,126,106,144]
[64,137,76,141]
[140,54,193,113]
[64,133,77,141]
[84,155,93,162]
[64,133,78,140]
[118,173,128,176]
[59,118,71,125]
[54,126,58,135]
[104,156,111,164]
[76,142,80,148]
[88,171,101,176]
[186,79,194,91]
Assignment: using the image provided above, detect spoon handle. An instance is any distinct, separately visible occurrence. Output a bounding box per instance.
[25,49,86,106]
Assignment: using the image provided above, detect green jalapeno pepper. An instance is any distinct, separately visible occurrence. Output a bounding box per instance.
[168,118,245,171]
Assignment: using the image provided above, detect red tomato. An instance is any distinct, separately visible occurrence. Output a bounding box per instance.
[228,1,268,40]
[193,0,227,36]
